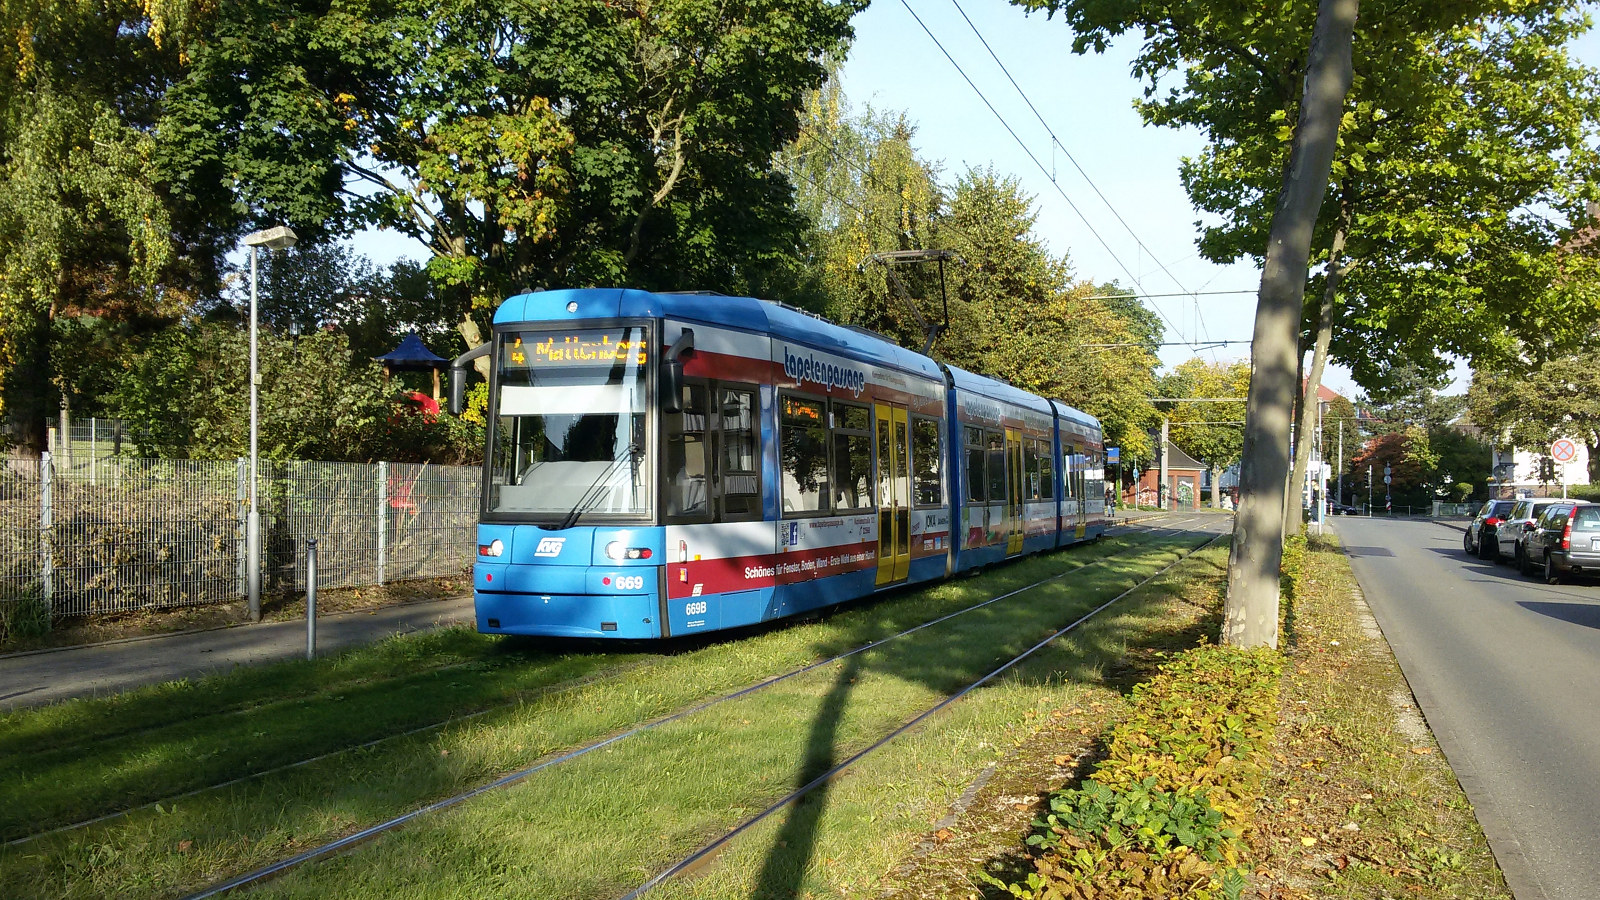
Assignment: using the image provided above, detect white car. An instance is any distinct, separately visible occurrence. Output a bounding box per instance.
[1496,497,1565,568]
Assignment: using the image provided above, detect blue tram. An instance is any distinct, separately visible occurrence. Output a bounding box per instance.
[449,288,1108,639]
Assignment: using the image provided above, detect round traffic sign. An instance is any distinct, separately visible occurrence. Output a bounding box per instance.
[1552,439,1578,463]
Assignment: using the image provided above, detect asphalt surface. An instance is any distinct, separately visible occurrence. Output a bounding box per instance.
[0,595,474,711]
[1332,515,1600,900]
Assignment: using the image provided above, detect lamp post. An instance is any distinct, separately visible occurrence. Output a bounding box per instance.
[242,225,297,621]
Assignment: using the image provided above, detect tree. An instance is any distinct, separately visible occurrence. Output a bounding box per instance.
[0,0,185,452]
[107,324,480,463]
[1157,359,1251,507]
[1469,354,1600,482]
[161,0,863,349]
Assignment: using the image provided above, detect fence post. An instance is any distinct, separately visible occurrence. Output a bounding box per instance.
[236,458,248,597]
[377,461,388,585]
[90,417,97,486]
[40,452,53,623]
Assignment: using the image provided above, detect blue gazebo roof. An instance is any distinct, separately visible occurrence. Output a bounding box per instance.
[375,333,447,369]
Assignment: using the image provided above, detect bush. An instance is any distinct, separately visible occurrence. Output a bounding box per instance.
[980,645,1283,900]
[0,588,52,643]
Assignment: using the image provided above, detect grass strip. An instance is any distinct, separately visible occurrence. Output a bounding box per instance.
[241,540,1207,900]
[650,539,1237,899]
[0,528,1190,845]
[0,532,1201,898]
[1245,533,1509,899]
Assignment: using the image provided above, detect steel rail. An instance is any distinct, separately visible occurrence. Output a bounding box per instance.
[12,518,1198,851]
[621,523,1228,899]
[174,516,1211,899]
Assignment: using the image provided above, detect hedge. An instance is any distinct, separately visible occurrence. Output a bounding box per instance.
[980,644,1284,900]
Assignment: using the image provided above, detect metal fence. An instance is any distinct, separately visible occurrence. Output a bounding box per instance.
[0,454,479,622]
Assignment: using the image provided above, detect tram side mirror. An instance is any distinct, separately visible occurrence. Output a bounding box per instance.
[448,365,468,416]
[663,359,684,414]
[447,343,492,417]
[661,328,695,415]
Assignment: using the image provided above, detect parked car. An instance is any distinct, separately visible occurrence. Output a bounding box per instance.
[1523,501,1600,583]
[1465,499,1518,559]
[1495,498,1565,567]
[1329,501,1359,515]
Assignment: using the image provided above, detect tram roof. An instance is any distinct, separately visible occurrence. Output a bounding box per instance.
[943,364,1100,435]
[494,288,943,380]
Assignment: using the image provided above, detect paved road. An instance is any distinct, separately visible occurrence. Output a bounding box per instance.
[0,595,473,711]
[1332,516,1600,900]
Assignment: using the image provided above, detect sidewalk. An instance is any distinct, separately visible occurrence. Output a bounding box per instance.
[0,595,473,711]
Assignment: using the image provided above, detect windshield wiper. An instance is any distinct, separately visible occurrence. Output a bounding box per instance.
[556,444,639,530]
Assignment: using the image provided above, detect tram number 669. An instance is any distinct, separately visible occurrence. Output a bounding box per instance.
[685,600,708,616]
[611,575,645,590]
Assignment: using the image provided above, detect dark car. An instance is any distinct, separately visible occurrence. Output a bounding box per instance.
[1465,499,1517,559]
[1523,501,1600,583]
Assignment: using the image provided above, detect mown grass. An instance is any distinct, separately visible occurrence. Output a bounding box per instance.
[246,539,1229,900]
[0,525,1207,898]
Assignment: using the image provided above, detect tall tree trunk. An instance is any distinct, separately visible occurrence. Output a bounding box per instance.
[1284,191,1352,537]
[1212,461,1222,509]
[1225,0,1358,650]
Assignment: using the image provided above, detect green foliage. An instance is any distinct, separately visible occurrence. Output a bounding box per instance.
[106,323,481,464]
[784,92,1163,457]
[1159,359,1251,472]
[0,588,52,643]
[983,644,1283,900]
[1469,351,1600,482]
[162,0,861,311]
[1016,0,1600,395]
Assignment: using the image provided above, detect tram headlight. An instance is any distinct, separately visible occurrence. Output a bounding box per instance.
[478,539,504,558]
[605,542,653,561]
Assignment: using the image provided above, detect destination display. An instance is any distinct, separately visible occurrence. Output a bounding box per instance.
[502,329,649,368]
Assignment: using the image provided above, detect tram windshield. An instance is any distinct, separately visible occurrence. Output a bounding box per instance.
[486,326,651,521]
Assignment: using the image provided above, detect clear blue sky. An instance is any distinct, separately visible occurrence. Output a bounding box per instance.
[354,0,1600,401]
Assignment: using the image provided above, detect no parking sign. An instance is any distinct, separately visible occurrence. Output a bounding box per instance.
[1552,439,1578,464]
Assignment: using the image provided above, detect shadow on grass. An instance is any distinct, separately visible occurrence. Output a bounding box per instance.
[751,538,1224,898]
[751,653,863,899]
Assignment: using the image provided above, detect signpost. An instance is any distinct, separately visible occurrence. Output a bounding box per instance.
[1552,439,1576,498]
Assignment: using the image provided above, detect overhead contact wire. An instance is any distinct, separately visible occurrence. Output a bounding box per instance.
[896,0,1193,347]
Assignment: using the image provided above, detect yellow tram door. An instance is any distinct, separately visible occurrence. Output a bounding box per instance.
[1068,444,1087,539]
[875,405,912,585]
[1005,428,1025,555]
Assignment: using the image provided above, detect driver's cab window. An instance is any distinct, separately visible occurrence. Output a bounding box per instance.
[665,383,710,521]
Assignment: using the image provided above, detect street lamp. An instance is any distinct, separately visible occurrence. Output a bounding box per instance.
[242,225,297,621]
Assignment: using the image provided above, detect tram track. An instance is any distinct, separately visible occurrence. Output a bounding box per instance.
[623,523,1229,899]
[5,517,1203,852]
[172,515,1225,900]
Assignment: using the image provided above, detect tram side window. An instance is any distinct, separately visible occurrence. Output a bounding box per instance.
[1039,440,1055,500]
[1023,440,1041,500]
[1062,446,1077,500]
[912,417,943,507]
[965,426,986,502]
[986,431,1006,502]
[832,402,874,511]
[664,383,710,520]
[780,394,829,515]
[719,387,761,518]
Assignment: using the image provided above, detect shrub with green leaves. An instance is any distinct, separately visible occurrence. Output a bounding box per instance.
[981,645,1283,899]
